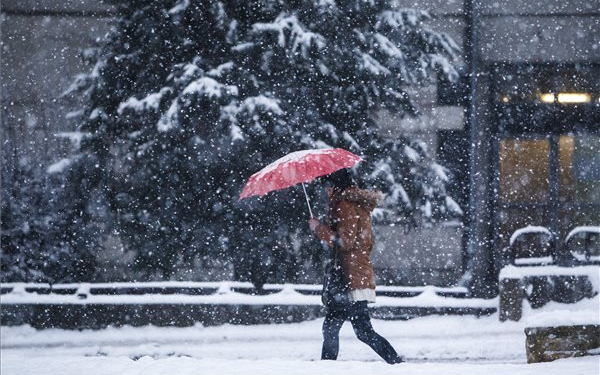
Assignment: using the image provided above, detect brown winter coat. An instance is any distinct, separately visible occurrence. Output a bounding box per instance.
[315,186,382,291]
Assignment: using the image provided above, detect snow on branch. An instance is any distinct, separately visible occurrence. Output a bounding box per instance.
[389,183,412,208]
[182,77,238,98]
[357,51,391,76]
[253,14,326,58]
[220,95,284,141]
[430,163,449,182]
[54,132,91,151]
[403,145,420,162]
[47,158,73,174]
[375,9,430,31]
[445,196,463,216]
[117,87,173,115]
[157,99,180,132]
[342,131,361,151]
[372,33,405,59]
[207,62,234,78]
[238,95,284,116]
[168,0,190,15]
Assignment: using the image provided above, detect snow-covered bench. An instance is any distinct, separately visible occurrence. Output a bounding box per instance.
[498,226,600,321]
[502,226,556,267]
[502,225,600,267]
[565,226,600,265]
[498,265,599,321]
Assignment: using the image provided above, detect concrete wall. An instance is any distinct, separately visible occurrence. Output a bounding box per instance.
[373,223,464,286]
[1,0,114,169]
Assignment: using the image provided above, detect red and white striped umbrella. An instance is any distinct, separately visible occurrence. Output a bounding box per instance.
[239,148,362,216]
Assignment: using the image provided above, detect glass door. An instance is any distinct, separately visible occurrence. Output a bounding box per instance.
[497,137,551,255]
[558,135,600,239]
[496,134,600,260]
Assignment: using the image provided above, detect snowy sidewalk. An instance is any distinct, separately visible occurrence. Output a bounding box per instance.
[2,309,599,375]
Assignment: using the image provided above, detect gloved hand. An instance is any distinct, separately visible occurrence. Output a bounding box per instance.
[308,218,321,232]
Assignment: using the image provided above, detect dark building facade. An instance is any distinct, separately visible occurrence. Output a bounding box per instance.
[2,1,599,295]
[462,2,600,296]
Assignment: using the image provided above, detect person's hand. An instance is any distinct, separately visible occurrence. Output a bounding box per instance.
[308,218,321,232]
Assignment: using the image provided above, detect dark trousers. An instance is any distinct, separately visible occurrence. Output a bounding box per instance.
[321,301,403,364]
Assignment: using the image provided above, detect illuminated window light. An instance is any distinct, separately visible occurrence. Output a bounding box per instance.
[557,93,592,104]
[539,93,555,103]
[501,96,510,103]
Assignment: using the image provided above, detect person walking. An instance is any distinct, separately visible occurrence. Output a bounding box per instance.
[308,169,403,364]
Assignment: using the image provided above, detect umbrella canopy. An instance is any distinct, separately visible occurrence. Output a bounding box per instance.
[239,148,362,203]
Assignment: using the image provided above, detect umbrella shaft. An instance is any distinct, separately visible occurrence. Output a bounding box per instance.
[301,183,314,218]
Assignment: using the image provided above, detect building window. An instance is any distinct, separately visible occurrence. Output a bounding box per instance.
[492,64,600,258]
[499,138,549,204]
[559,135,600,203]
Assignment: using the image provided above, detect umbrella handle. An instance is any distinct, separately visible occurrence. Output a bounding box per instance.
[301,183,314,218]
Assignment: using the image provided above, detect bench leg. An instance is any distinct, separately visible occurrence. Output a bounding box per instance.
[499,278,523,322]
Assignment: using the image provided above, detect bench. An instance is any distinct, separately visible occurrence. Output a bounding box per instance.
[565,226,600,265]
[498,226,600,321]
[498,265,598,322]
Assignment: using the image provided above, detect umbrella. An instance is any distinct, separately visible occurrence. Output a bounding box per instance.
[239,148,362,217]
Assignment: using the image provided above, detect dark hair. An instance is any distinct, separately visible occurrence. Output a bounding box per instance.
[323,169,356,192]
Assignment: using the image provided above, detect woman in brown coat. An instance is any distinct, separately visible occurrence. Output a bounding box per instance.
[308,169,403,364]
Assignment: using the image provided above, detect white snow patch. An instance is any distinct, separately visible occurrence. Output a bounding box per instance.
[403,145,420,162]
[55,132,88,148]
[499,265,600,292]
[240,95,283,115]
[514,257,553,266]
[422,200,432,218]
[168,0,189,14]
[230,124,244,141]
[253,14,325,58]
[373,33,404,59]
[445,196,463,215]
[117,88,172,114]
[89,107,104,120]
[376,9,430,30]
[47,158,73,174]
[157,99,180,132]
[524,295,600,327]
[232,42,254,52]
[2,312,600,375]
[358,52,391,76]
[431,163,449,182]
[342,131,361,151]
[207,62,234,78]
[65,109,84,119]
[182,77,238,98]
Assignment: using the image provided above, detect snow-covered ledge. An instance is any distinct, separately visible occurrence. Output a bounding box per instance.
[0,282,495,309]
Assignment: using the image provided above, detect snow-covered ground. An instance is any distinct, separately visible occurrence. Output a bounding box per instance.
[2,298,599,375]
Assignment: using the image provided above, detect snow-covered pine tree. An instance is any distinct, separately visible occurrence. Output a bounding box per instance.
[61,0,462,284]
[0,154,100,283]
